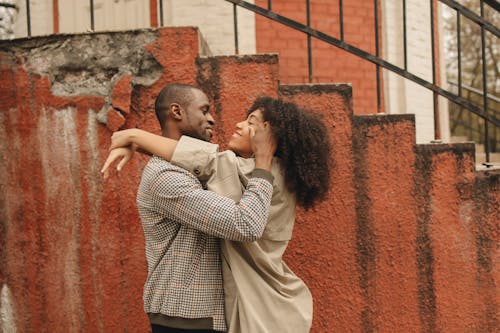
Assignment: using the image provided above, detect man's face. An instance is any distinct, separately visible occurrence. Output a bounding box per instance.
[181,89,214,142]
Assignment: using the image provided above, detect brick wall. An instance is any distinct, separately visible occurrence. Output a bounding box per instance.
[255,0,381,115]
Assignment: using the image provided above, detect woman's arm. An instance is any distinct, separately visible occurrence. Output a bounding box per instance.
[110,128,178,160]
[101,124,275,181]
[100,129,178,176]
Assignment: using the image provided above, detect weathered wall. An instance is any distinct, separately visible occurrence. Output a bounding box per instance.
[1,27,499,333]
[0,27,200,333]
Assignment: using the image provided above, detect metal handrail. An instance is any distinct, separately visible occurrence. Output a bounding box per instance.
[225,0,499,162]
[448,81,500,104]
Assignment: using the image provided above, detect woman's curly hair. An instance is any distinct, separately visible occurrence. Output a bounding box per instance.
[247,97,331,210]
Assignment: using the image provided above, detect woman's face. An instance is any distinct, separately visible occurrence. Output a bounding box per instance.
[228,109,264,158]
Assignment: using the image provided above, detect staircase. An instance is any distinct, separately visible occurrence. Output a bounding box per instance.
[1,27,498,333]
[449,136,500,168]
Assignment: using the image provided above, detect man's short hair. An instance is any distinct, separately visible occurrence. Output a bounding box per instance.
[154,84,198,129]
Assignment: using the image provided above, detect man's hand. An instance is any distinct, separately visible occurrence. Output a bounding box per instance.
[101,146,136,179]
[250,121,277,171]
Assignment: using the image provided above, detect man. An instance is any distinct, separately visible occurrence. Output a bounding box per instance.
[134,84,275,332]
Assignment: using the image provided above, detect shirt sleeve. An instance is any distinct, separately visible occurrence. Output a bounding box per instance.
[147,167,274,242]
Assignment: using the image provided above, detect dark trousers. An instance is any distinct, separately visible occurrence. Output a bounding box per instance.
[151,324,220,333]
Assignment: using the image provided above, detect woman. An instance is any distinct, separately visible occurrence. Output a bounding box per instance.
[102,97,331,332]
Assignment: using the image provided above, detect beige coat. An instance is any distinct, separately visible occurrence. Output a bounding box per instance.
[172,136,313,333]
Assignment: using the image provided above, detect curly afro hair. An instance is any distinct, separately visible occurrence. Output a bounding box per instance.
[247,97,331,210]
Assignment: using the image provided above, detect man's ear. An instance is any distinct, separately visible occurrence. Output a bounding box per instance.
[169,103,183,120]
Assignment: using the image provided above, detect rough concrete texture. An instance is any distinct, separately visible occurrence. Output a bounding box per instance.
[196,54,279,150]
[280,84,363,333]
[352,114,420,332]
[1,27,499,333]
[0,27,201,333]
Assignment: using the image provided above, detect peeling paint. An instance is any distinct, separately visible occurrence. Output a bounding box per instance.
[38,107,84,330]
[21,32,162,97]
[1,284,16,333]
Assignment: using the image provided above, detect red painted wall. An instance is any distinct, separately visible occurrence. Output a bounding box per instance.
[1,28,498,333]
[254,0,383,114]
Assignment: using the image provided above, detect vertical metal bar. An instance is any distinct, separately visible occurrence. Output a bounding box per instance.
[430,0,440,139]
[90,0,95,31]
[457,11,462,97]
[160,0,164,27]
[403,0,407,70]
[233,4,239,54]
[26,0,31,36]
[307,0,312,82]
[480,0,489,162]
[268,0,272,11]
[53,0,59,33]
[374,0,381,112]
[339,0,344,41]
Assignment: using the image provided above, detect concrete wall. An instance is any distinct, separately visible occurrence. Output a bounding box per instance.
[1,27,498,333]
[161,0,256,55]
[0,27,200,333]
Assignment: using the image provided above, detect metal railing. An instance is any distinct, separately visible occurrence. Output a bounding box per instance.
[13,0,500,162]
[448,81,499,154]
[226,0,499,163]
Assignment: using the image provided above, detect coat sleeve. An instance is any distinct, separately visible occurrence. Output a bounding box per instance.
[171,136,255,202]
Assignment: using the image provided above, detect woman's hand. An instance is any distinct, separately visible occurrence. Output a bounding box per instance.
[109,129,138,150]
[250,121,277,171]
[100,146,136,179]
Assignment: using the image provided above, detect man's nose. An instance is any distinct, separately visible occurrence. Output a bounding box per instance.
[207,113,215,125]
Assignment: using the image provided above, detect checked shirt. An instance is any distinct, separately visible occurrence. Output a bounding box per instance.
[137,156,274,331]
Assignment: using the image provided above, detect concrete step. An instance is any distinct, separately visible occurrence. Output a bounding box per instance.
[448,136,500,167]
[449,135,469,143]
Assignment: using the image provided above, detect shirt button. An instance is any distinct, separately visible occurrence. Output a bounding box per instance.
[194,168,201,175]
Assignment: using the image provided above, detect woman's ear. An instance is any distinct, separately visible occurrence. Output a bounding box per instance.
[170,103,183,120]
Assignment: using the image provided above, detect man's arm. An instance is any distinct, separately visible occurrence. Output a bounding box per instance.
[143,164,273,242]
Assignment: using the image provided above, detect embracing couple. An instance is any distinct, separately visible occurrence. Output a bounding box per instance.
[101,84,331,333]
